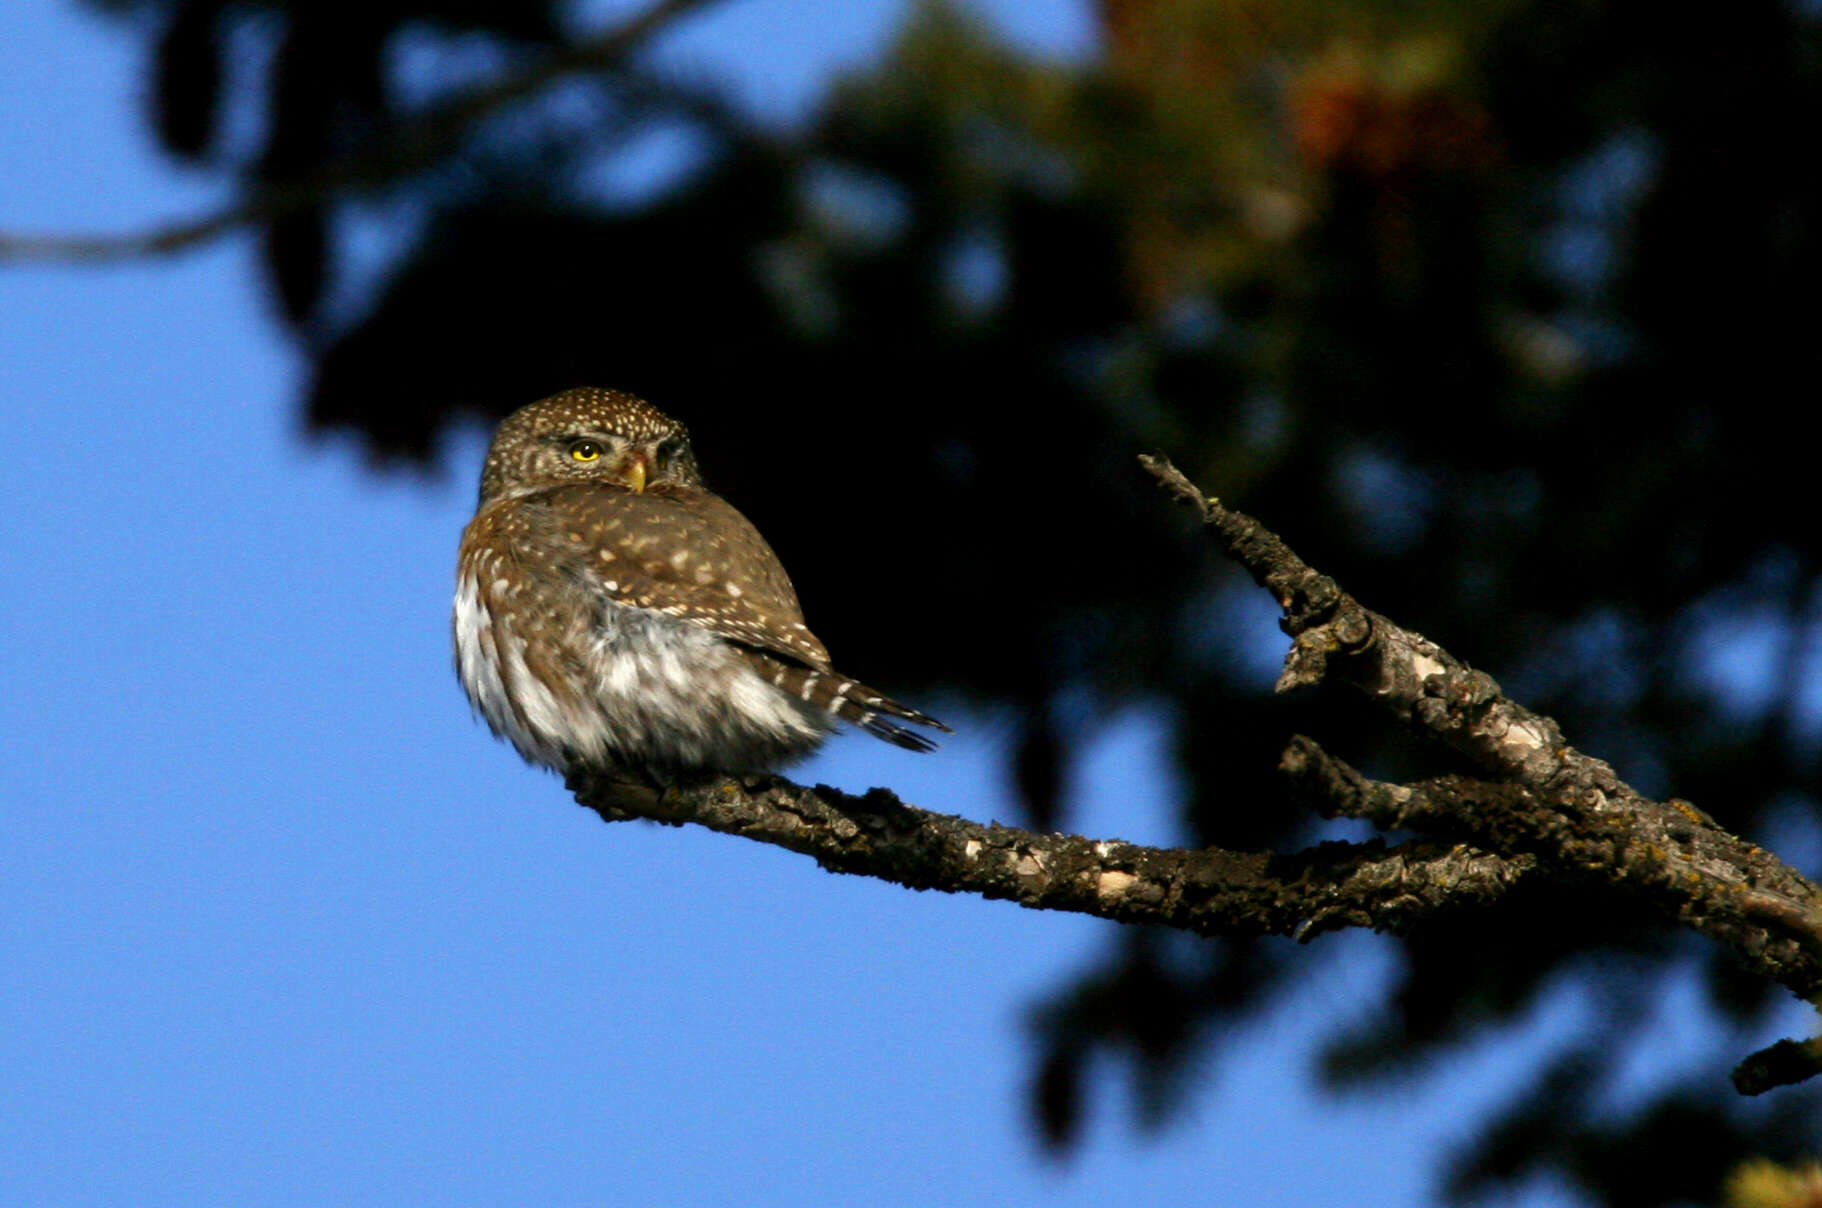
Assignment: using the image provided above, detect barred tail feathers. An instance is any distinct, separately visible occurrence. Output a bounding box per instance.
[747,653,950,753]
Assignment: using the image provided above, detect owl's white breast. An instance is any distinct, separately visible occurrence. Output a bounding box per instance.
[454,567,832,778]
[580,600,833,773]
[454,569,571,769]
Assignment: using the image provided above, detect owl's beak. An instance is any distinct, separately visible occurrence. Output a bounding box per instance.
[624,456,648,493]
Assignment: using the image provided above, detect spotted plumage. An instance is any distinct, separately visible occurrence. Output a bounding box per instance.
[454,386,948,782]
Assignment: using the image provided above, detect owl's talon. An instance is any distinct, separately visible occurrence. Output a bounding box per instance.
[567,769,661,821]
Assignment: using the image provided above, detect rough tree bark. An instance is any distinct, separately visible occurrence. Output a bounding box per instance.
[567,455,1822,1096]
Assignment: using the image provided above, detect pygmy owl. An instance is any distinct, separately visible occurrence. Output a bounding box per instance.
[454,387,949,783]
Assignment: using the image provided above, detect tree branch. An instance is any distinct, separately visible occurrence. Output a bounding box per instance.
[1279,736,1822,991]
[0,0,723,263]
[1140,453,1822,1091]
[569,772,1538,941]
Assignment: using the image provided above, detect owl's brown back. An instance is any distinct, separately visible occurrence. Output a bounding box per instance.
[465,480,832,671]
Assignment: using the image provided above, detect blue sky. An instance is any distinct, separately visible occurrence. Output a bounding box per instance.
[0,2,1757,1204]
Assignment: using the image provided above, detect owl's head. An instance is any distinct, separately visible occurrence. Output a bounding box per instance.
[478,387,703,503]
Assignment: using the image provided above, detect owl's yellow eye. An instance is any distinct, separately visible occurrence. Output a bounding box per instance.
[569,441,603,462]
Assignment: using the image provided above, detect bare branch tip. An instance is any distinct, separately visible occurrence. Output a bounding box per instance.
[1137,452,1220,515]
[1732,1034,1822,1095]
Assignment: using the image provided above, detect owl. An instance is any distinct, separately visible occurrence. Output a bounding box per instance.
[454,387,949,784]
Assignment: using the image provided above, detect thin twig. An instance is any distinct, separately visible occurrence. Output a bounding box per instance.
[1280,736,1822,980]
[0,0,723,263]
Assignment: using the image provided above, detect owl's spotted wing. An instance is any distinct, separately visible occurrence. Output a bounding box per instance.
[536,482,834,670]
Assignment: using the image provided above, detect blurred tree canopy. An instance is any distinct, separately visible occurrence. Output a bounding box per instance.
[71,0,1822,1200]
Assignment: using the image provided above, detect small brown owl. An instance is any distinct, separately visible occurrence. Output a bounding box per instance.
[454,387,948,782]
